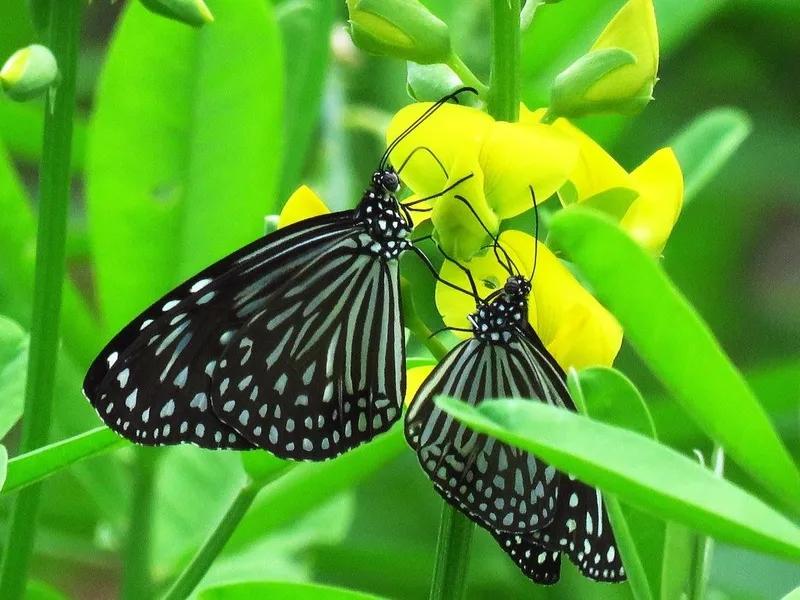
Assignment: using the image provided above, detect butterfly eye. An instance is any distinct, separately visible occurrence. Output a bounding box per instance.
[381,171,400,192]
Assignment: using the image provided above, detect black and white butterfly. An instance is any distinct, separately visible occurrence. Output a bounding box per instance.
[83,88,476,461]
[405,196,625,583]
[492,475,625,584]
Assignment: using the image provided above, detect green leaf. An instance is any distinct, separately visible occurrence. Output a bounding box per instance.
[435,396,800,564]
[406,62,462,102]
[227,426,406,551]
[1,427,124,495]
[548,208,800,513]
[24,579,70,600]
[782,584,800,600]
[276,0,333,200]
[86,0,283,333]
[0,444,7,490]
[198,581,387,600]
[659,521,695,600]
[0,315,27,439]
[568,367,659,600]
[669,107,752,203]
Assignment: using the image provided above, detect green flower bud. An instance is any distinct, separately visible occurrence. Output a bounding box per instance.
[139,0,214,28]
[347,0,451,65]
[548,0,659,119]
[1,44,58,102]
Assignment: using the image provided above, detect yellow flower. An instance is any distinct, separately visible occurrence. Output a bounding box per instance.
[435,230,623,371]
[549,0,659,118]
[522,107,683,253]
[278,185,330,228]
[386,102,579,261]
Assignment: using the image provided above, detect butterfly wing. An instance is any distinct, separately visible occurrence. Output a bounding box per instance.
[210,235,405,459]
[83,212,361,449]
[490,530,563,585]
[405,328,572,533]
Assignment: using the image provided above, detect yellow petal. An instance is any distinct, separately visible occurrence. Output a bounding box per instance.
[385,102,494,198]
[278,185,330,229]
[622,147,684,252]
[480,120,579,219]
[500,230,622,369]
[587,0,659,103]
[405,365,436,407]
[430,152,498,261]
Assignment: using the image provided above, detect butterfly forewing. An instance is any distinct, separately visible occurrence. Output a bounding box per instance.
[211,235,405,459]
[490,530,563,585]
[405,329,569,533]
[83,212,362,450]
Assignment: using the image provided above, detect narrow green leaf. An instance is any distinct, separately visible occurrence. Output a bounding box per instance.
[0,315,27,439]
[0,445,8,490]
[435,396,800,563]
[549,208,800,512]
[198,581,387,600]
[276,0,334,200]
[569,367,658,600]
[669,107,752,203]
[1,427,124,495]
[87,0,283,333]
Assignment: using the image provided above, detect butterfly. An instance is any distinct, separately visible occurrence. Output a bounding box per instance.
[83,88,476,460]
[405,195,625,583]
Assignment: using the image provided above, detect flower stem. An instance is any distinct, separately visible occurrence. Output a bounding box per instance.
[161,478,263,600]
[446,53,489,97]
[0,2,82,599]
[121,448,159,600]
[488,0,522,122]
[428,502,475,600]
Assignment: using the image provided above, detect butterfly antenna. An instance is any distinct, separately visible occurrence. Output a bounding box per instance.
[403,172,474,210]
[452,194,519,277]
[410,244,478,301]
[380,86,478,169]
[396,145,449,180]
[530,185,539,282]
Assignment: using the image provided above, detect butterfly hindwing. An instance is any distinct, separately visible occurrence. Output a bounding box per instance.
[405,329,572,533]
[491,530,563,585]
[82,212,361,449]
[211,233,405,459]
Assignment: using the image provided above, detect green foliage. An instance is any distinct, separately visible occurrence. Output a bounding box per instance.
[0,0,797,598]
[435,396,800,563]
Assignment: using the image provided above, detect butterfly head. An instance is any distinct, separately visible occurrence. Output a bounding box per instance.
[372,167,401,194]
[469,277,530,344]
[503,275,531,301]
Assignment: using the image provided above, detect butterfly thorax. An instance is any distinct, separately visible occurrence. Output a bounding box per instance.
[356,169,412,261]
[468,276,530,344]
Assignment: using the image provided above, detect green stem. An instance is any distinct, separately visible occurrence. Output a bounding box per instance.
[161,478,263,600]
[488,0,521,122]
[446,53,489,97]
[426,3,523,599]
[0,3,82,599]
[428,503,475,600]
[121,448,159,600]
[687,447,723,600]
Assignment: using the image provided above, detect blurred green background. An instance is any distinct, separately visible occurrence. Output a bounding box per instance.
[0,0,798,599]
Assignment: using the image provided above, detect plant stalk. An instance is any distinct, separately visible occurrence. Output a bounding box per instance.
[488,0,522,122]
[161,478,263,600]
[0,2,82,598]
[121,448,159,600]
[428,502,476,600]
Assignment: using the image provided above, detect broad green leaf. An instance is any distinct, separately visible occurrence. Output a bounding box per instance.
[0,315,27,439]
[227,425,406,550]
[87,0,283,333]
[670,107,752,203]
[569,367,658,600]
[0,98,87,172]
[198,581,387,600]
[276,0,334,200]
[435,396,800,563]
[202,578,385,600]
[783,585,800,600]
[1,427,124,495]
[25,580,70,600]
[549,208,800,512]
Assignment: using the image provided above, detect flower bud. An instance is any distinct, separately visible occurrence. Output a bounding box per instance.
[0,44,58,102]
[549,0,658,118]
[346,0,451,65]
[139,0,214,28]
